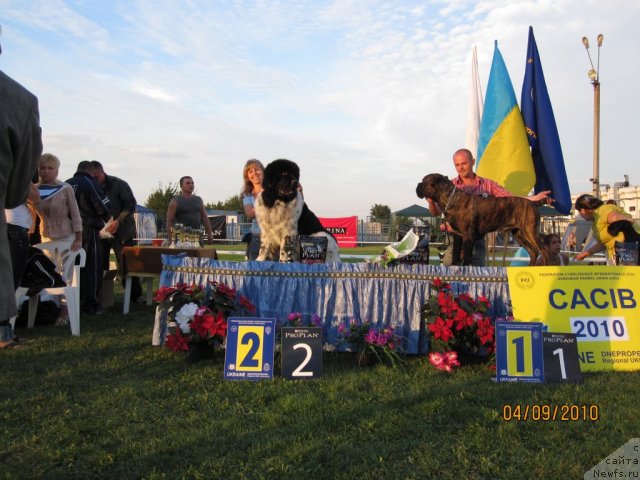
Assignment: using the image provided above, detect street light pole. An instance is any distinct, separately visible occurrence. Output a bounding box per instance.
[582,34,603,198]
[592,73,600,198]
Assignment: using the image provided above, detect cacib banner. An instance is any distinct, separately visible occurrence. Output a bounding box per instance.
[318,216,358,248]
[507,266,640,372]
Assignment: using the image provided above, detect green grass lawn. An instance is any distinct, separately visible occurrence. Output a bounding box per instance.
[3,279,638,479]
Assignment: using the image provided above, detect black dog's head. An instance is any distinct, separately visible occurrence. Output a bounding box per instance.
[416,173,450,200]
[261,159,300,208]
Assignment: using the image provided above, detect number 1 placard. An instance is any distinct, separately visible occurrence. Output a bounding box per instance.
[496,321,544,383]
[224,318,275,381]
[543,332,583,383]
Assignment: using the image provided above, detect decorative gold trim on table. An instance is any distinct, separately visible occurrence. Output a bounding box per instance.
[163,265,508,283]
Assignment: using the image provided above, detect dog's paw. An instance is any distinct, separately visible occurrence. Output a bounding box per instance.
[256,245,270,261]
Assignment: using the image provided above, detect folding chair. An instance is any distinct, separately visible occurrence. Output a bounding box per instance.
[24,240,86,336]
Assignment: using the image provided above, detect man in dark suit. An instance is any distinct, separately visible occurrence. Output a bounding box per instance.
[90,160,143,303]
[1,29,43,348]
[66,161,111,315]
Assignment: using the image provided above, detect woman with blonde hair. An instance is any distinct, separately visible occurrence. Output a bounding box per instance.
[34,153,83,324]
[35,153,82,249]
[241,159,264,261]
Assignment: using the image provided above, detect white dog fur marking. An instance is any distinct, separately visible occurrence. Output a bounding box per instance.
[255,191,340,263]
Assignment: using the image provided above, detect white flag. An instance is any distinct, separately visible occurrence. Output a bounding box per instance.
[465,46,483,159]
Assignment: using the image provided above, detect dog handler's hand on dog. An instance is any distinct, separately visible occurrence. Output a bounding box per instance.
[528,190,553,204]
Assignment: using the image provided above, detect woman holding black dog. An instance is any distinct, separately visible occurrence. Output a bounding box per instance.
[241,159,265,261]
[574,194,640,264]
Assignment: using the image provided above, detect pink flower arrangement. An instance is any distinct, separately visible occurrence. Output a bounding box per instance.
[284,312,322,328]
[428,351,461,372]
[337,318,402,366]
[421,278,495,372]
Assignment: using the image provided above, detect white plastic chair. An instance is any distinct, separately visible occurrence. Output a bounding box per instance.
[26,241,86,336]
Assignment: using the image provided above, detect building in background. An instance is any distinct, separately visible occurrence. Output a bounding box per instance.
[570,183,639,220]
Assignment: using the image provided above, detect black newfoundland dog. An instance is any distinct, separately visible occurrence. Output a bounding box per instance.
[255,159,340,263]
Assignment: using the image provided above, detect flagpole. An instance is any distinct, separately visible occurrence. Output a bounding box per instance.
[592,76,600,199]
[465,46,483,159]
[582,34,604,199]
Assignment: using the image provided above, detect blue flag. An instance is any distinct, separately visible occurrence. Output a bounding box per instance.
[521,26,571,214]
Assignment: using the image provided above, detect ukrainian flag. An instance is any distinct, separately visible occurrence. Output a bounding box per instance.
[477,41,535,196]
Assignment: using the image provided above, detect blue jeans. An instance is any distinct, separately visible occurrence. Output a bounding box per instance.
[247,234,261,261]
[442,237,486,266]
[0,322,13,341]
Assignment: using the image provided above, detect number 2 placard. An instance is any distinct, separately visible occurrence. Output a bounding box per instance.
[281,327,322,379]
[496,321,544,383]
[224,318,275,381]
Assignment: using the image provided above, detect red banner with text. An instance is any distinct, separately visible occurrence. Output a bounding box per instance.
[318,216,358,248]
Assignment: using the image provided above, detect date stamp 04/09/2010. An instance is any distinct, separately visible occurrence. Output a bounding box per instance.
[501,404,600,422]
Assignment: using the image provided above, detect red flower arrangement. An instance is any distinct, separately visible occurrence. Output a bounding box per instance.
[155,281,255,361]
[421,278,495,371]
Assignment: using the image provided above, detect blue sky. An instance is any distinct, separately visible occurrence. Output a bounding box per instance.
[1,0,637,218]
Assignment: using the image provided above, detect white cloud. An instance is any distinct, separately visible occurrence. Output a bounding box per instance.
[1,0,638,217]
[131,82,177,102]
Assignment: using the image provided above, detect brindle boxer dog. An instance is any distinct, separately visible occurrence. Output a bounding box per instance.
[416,173,548,266]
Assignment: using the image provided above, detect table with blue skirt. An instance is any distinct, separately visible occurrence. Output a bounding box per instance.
[152,257,511,354]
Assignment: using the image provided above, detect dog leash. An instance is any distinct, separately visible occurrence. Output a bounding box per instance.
[436,184,458,264]
[437,229,451,265]
[441,184,457,217]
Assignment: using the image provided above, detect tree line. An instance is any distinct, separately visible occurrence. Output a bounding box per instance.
[144,183,242,224]
[145,185,410,230]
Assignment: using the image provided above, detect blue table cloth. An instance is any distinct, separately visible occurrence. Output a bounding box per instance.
[155,257,511,354]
